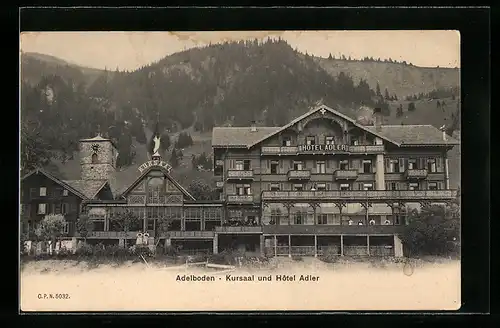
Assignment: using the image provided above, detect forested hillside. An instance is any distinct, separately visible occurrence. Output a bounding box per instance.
[20,38,461,188]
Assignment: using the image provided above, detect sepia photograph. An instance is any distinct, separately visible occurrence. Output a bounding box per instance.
[19,30,461,312]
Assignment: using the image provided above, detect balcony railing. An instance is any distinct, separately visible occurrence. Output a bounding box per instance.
[287,170,311,180]
[227,195,254,203]
[317,246,341,256]
[87,231,148,238]
[261,144,385,155]
[167,231,215,238]
[227,170,254,180]
[215,226,263,233]
[334,169,359,180]
[343,246,369,256]
[262,224,402,235]
[405,169,429,179]
[261,190,458,201]
[369,246,395,257]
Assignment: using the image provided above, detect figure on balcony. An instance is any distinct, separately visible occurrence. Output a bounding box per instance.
[384,219,391,225]
[348,219,354,225]
[369,219,376,225]
[358,221,363,225]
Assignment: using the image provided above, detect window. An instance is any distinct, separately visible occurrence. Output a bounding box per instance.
[363,160,372,173]
[408,182,419,191]
[363,183,374,191]
[243,160,251,170]
[270,209,281,224]
[293,184,304,191]
[39,187,47,197]
[408,159,417,170]
[340,184,350,191]
[270,183,280,191]
[91,153,98,164]
[316,161,326,173]
[389,182,397,190]
[351,137,359,146]
[388,159,399,173]
[63,189,68,196]
[427,158,437,172]
[52,188,63,197]
[235,160,244,170]
[316,183,327,191]
[282,137,292,146]
[325,136,335,145]
[428,182,438,190]
[237,184,252,195]
[293,161,304,170]
[61,203,69,214]
[339,160,349,170]
[294,212,304,225]
[317,214,327,225]
[30,188,38,199]
[62,222,69,234]
[270,161,279,174]
[38,203,47,215]
[148,177,164,204]
[306,136,316,145]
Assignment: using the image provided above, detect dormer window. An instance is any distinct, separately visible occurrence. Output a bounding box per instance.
[306,136,315,145]
[91,153,98,164]
[282,137,292,146]
[325,136,335,145]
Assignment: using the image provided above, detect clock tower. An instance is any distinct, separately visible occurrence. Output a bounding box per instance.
[79,133,118,181]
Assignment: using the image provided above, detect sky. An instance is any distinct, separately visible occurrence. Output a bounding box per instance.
[20,31,460,71]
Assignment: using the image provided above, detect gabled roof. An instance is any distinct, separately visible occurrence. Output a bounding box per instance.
[62,179,110,199]
[119,165,196,201]
[211,104,459,148]
[364,125,460,146]
[246,105,401,148]
[212,127,281,148]
[21,168,88,200]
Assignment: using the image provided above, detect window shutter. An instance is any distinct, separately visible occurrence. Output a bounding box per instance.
[399,158,405,172]
[385,158,390,171]
[268,183,271,190]
[372,160,377,173]
[267,160,270,169]
[437,181,444,190]
[290,160,293,169]
[279,160,283,168]
[436,157,444,172]
[230,160,235,169]
[419,158,426,170]
[280,183,283,191]
[359,160,365,173]
[326,160,330,168]
[331,160,337,170]
[313,161,317,170]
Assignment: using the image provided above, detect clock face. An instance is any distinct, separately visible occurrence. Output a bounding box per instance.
[91,144,100,153]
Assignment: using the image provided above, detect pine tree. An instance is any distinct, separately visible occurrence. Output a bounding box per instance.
[376,83,382,97]
[384,88,390,100]
[169,147,179,168]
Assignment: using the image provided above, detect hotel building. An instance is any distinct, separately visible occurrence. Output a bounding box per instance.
[20,104,459,257]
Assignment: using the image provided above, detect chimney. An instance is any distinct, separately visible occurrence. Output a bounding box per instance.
[373,108,382,131]
[250,120,257,132]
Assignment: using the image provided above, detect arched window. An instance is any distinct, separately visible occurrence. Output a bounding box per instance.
[147,177,164,204]
[91,153,98,164]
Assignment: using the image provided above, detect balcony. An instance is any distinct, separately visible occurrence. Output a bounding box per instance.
[166,230,215,238]
[261,190,458,202]
[405,169,428,180]
[334,169,359,180]
[261,144,385,155]
[227,195,254,204]
[262,224,403,235]
[87,231,149,239]
[215,226,263,233]
[227,170,254,180]
[349,145,385,154]
[287,170,311,181]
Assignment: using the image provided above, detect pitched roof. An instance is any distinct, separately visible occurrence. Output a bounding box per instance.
[211,105,459,148]
[212,127,281,147]
[365,125,460,146]
[21,168,88,200]
[119,166,196,201]
[62,179,109,199]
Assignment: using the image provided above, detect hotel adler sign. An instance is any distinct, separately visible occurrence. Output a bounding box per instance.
[297,144,349,153]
